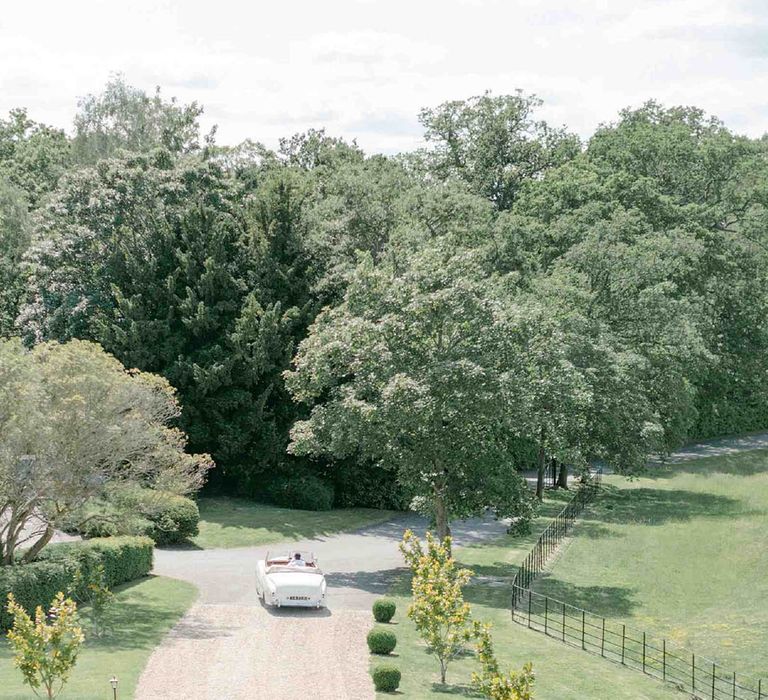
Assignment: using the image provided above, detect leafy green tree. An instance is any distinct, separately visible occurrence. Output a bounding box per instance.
[19,152,310,492]
[72,75,205,164]
[471,622,535,700]
[0,179,30,336]
[0,339,212,563]
[6,592,84,699]
[420,91,580,210]
[400,530,473,684]
[0,109,70,206]
[286,244,534,538]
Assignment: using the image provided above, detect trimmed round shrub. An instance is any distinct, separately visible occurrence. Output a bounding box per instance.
[141,492,200,545]
[372,598,396,623]
[372,664,401,693]
[367,628,397,655]
[269,474,334,511]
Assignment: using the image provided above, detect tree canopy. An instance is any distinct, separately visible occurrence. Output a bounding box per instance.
[2,78,767,525]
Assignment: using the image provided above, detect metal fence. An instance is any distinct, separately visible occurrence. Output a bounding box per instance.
[512,586,765,700]
[508,466,766,700]
[510,468,602,608]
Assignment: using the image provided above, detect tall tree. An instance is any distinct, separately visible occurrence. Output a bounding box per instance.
[286,244,534,539]
[420,91,580,210]
[0,339,212,564]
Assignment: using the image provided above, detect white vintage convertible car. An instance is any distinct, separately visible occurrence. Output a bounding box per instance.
[255,551,327,608]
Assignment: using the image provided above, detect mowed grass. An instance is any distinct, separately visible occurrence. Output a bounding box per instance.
[0,575,196,700]
[379,491,681,699]
[191,496,398,549]
[533,449,768,682]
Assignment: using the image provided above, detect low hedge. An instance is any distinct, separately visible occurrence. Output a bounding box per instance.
[372,664,401,692]
[0,536,153,630]
[372,598,396,623]
[367,628,397,655]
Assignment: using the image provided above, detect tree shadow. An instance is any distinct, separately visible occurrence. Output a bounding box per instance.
[647,448,768,478]
[326,568,408,596]
[430,682,483,697]
[588,486,744,525]
[82,576,198,650]
[531,575,638,618]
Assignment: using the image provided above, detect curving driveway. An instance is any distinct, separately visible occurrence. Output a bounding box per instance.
[135,514,510,699]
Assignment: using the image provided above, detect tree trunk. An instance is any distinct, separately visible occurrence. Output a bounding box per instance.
[536,443,546,501]
[22,522,54,563]
[433,489,451,544]
[439,658,447,684]
[557,461,569,489]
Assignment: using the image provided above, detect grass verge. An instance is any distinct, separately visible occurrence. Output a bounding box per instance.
[191,497,399,549]
[378,491,681,699]
[0,575,196,700]
[533,449,768,681]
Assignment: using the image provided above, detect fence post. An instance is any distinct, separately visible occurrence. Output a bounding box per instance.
[758,678,762,700]
[712,662,716,700]
[601,618,605,657]
[692,653,696,694]
[528,591,532,629]
[642,632,646,673]
[732,672,736,700]
[621,624,626,665]
[562,602,566,642]
[663,639,666,681]
[544,596,548,636]
[581,610,586,650]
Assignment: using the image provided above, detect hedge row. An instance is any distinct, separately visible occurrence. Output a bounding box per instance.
[0,536,153,630]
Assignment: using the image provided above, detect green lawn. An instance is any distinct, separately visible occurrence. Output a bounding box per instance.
[0,575,196,700]
[191,497,398,549]
[532,449,768,684]
[379,492,682,699]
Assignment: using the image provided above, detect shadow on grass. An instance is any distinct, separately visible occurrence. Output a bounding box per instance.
[648,448,768,478]
[194,497,407,544]
[326,568,408,596]
[588,486,743,525]
[82,575,193,650]
[430,682,483,697]
[532,576,638,618]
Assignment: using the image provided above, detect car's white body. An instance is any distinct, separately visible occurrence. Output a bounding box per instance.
[255,551,327,608]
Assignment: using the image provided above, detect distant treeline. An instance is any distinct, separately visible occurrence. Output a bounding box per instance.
[2,77,767,509]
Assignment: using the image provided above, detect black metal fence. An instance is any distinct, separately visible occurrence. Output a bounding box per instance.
[512,586,765,700]
[510,468,602,608]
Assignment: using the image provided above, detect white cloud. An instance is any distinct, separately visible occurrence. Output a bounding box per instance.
[0,0,765,154]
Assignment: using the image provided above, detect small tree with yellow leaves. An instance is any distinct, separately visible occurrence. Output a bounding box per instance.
[399,529,473,683]
[6,592,84,699]
[471,621,535,700]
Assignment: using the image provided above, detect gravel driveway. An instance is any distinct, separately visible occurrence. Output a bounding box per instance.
[135,513,510,699]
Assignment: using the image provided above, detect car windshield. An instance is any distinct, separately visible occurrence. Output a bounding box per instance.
[265,551,320,572]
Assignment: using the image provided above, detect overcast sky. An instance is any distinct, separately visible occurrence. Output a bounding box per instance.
[1,0,766,154]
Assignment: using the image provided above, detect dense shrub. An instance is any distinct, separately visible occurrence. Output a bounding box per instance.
[367,628,397,655]
[372,664,401,692]
[325,459,409,510]
[269,474,334,511]
[58,491,199,545]
[372,598,396,623]
[0,536,153,630]
[141,492,200,545]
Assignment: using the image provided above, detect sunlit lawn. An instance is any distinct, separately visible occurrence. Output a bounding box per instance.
[378,490,681,699]
[191,497,399,549]
[533,449,768,682]
[0,575,196,700]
